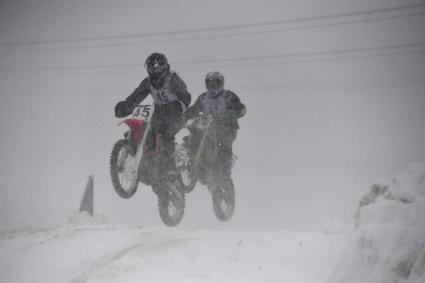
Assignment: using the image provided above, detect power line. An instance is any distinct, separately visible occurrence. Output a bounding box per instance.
[1,3,424,48]
[131,10,425,45]
[176,42,425,65]
[179,49,425,71]
[5,9,424,52]
[236,77,425,93]
[1,42,424,73]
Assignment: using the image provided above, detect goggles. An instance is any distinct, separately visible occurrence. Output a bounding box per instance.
[206,78,223,90]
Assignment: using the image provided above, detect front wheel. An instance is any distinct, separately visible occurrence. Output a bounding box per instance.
[157,183,185,226]
[210,179,235,221]
[178,162,197,194]
[110,139,138,199]
[176,145,197,193]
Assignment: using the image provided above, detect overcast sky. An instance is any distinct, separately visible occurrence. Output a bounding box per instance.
[0,0,424,230]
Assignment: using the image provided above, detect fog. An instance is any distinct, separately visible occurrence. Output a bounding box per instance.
[0,0,424,230]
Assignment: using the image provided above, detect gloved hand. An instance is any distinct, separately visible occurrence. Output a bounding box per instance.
[114,101,131,118]
[183,108,199,121]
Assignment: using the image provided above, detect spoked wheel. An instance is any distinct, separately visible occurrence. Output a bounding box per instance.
[210,179,235,221]
[110,139,138,199]
[176,146,197,193]
[178,161,197,194]
[157,183,185,227]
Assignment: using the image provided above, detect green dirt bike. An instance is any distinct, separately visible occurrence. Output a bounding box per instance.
[175,115,236,221]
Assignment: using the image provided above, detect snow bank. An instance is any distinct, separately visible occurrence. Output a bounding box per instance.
[329,163,425,283]
[67,211,111,226]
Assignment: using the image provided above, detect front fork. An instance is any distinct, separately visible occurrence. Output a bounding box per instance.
[193,117,213,169]
[129,121,152,188]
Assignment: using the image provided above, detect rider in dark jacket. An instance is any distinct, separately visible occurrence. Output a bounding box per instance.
[115,53,191,179]
[185,71,246,179]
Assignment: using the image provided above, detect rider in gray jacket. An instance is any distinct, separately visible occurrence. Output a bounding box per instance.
[185,71,246,179]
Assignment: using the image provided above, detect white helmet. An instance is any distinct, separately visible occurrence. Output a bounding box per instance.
[205,71,224,94]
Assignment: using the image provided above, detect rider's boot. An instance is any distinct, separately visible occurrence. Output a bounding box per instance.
[217,145,233,175]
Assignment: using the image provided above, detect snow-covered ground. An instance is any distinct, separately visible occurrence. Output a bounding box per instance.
[2,163,425,283]
[0,216,346,283]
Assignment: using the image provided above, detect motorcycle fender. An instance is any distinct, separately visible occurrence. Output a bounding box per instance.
[119,119,146,144]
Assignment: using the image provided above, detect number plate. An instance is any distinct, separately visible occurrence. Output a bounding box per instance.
[131,105,153,121]
[187,116,212,130]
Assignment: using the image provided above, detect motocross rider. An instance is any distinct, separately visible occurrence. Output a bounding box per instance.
[185,71,246,180]
[114,53,191,180]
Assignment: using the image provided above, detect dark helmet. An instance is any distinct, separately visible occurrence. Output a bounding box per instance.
[145,53,170,87]
[205,71,225,95]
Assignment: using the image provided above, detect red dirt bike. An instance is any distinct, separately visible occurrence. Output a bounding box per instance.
[110,104,185,226]
[175,115,236,221]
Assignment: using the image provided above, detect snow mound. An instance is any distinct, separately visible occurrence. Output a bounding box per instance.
[67,211,111,226]
[329,163,425,283]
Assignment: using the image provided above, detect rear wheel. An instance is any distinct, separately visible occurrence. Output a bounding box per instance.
[210,179,235,221]
[110,139,138,199]
[157,183,185,226]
